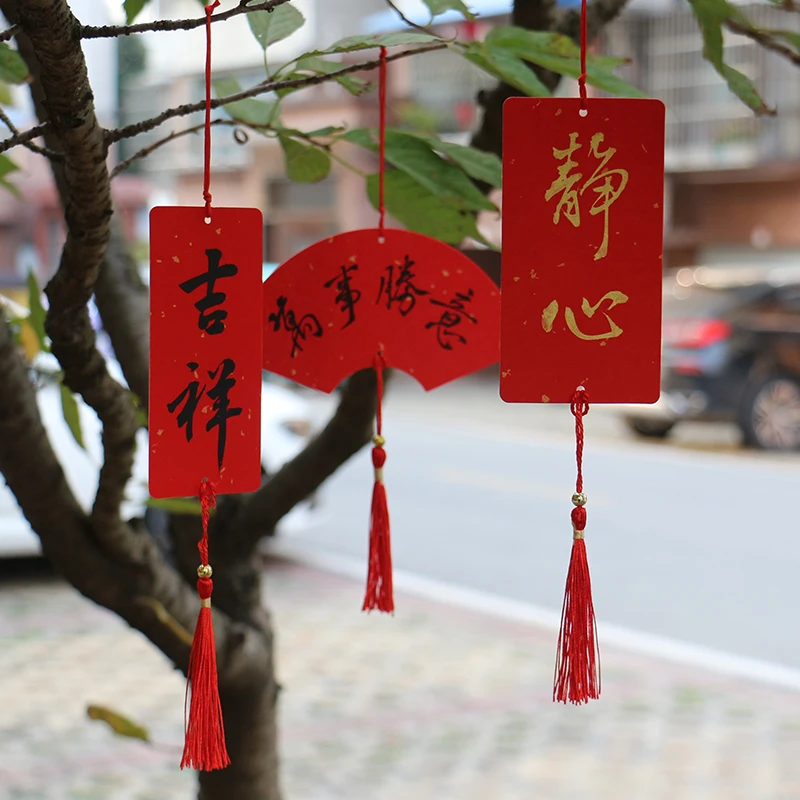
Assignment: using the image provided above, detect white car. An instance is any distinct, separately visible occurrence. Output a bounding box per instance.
[0,301,322,557]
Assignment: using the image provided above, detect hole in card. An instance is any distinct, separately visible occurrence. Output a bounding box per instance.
[579,108,588,118]
[378,235,386,244]
[204,217,211,225]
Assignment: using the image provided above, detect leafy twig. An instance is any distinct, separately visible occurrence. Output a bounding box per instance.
[105,43,447,145]
[725,18,800,67]
[81,0,292,39]
[384,0,433,33]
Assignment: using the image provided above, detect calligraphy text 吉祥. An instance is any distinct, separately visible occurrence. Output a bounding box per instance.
[167,358,243,470]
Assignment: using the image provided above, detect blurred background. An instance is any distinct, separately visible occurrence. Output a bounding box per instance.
[3,0,800,798]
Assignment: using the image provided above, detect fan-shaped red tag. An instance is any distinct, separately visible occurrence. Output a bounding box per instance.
[263,229,500,391]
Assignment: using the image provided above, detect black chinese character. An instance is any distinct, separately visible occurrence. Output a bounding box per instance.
[376,254,428,316]
[425,289,478,350]
[205,358,242,471]
[268,296,323,358]
[324,263,361,329]
[166,358,242,470]
[166,361,205,443]
[179,248,238,335]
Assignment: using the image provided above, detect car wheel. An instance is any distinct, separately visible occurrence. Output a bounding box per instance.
[740,373,800,450]
[624,417,675,439]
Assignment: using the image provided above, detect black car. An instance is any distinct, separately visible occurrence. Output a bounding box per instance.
[621,265,800,450]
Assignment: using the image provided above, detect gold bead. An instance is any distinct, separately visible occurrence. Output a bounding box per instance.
[197,564,213,579]
[373,434,386,447]
[572,492,587,507]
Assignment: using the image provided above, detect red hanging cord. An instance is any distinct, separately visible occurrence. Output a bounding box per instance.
[553,387,600,705]
[202,0,220,219]
[378,46,387,235]
[363,352,394,613]
[180,484,230,769]
[578,0,588,111]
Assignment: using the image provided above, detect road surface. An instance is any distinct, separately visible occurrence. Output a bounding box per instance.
[291,381,800,671]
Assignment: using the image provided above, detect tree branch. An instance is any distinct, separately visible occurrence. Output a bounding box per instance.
[556,0,633,41]
[14,0,139,552]
[105,43,446,145]
[0,121,49,155]
[110,118,244,179]
[724,18,800,67]
[227,368,380,555]
[0,23,19,42]
[81,0,292,39]
[384,0,433,33]
[0,106,61,159]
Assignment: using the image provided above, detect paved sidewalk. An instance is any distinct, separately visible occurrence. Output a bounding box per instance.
[1,558,800,799]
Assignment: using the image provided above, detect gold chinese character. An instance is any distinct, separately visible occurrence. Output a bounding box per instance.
[545,132,629,261]
[580,134,629,261]
[544,132,582,227]
[541,291,629,341]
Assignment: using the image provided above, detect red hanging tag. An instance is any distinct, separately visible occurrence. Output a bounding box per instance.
[363,352,393,613]
[148,0,262,770]
[499,0,665,703]
[553,388,600,704]
[500,97,665,403]
[149,206,263,499]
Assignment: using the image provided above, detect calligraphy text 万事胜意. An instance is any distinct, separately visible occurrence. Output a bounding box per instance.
[377,254,429,316]
[268,296,323,358]
[325,263,362,329]
[425,289,478,350]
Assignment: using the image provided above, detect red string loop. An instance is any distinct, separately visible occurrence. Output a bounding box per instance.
[373,351,385,436]
[378,46,387,234]
[571,388,589,493]
[578,0,588,111]
[202,1,220,219]
[199,478,216,565]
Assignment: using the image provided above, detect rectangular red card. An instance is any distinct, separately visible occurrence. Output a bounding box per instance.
[149,206,263,498]
[501,98,665,404]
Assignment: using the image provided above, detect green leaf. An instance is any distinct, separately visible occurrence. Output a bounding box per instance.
[342,128,494,211]
[0,43,28,85]
[294,56,370,95]
[472,42,551,97]
[421,0,474,19]
[145,497,203,515]
[214,77,277,126]
[308,32,441,56]
[247,2,305,51]
[366,170,481,244]
[0,153,19,197]
[123,0,150,24]
[59,381,85,450]
[405,133,502,188]
[26,270,47,354]
[483,28,645,98]
[685,0,773,115]
[279,134,331,182]
[0,81,15,107]
[87,706,150,743]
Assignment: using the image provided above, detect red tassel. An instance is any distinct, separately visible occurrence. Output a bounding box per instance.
[363,353,394,613]
[181,480,230,771]
[554,388,600,704]
[363,442,393,613]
